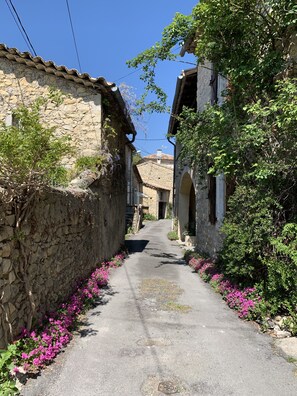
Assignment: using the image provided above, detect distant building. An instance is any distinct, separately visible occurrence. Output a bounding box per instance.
[137,161,173,219]
[139,149,174,168]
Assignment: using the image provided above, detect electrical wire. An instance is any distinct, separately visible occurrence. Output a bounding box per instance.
[134,146,152,155]
[5,0,37,56]
[137,138,167,141]
[114,44,183,83]
[114,67,143,83]
[65,0,82,73]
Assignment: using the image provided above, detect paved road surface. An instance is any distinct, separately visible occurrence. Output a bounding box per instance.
[22,220,297,395]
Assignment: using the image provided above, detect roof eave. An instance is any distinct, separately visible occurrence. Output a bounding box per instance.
[167,68,197,136]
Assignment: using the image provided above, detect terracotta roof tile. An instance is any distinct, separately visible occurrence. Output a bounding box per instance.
[0,43,114,90]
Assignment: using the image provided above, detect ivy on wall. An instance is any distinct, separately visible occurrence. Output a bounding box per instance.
[128,0,297,314]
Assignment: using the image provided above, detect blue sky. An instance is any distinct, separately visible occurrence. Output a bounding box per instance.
[0,0,197,156]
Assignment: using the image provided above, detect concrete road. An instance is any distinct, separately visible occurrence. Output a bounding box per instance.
[22,220,297,396]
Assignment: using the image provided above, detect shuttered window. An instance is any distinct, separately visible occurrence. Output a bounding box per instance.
[208,173,217,224]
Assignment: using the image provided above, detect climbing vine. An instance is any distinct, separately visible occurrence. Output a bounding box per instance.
[128,0,297,313]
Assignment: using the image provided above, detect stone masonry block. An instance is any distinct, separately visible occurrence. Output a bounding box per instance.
[0,226,14,242]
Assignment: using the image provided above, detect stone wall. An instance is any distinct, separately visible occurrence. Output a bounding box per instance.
[0,58,102,167]
[142,185,158,217]
[196,60,212,111]
[0,180,125,348]
[194,176,224,257]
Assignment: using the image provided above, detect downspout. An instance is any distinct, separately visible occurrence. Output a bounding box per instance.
[167,135,176,220]
[167,73,185,224]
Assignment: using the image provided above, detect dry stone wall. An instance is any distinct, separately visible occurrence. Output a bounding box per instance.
[0,181,125,348]
[194,176,224,257]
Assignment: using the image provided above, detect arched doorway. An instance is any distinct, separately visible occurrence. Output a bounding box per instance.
[178,172,196,241]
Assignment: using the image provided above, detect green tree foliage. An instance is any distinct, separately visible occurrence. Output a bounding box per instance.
[0,98,71,191]
[132,152,142,166]
[263,223,297,313]
[127,12,196,113]
[193,0,297,100]
[0,95,72,334]
[129,0,297,315]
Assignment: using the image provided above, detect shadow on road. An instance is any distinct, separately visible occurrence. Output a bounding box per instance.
[125,239,149,254]
[150,252,178,259]
[76,287,119,338]
[155,259,186,268]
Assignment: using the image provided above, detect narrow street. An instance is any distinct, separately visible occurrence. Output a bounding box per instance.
[22,220,297,396]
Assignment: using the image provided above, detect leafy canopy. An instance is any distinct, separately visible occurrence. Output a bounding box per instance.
[0,96,72,191]
[129,0,297,313]
[128,0,297,111]
[127,12,196,113]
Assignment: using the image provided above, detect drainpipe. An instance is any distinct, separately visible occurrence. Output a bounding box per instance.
[167,73,185,224]
[167,135,176,224]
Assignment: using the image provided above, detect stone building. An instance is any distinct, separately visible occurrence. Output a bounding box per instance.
[0,44,136,167]
[168,65,227,256]
[169,28,297,257]
[0,44,136,347]
[137,161,173,219]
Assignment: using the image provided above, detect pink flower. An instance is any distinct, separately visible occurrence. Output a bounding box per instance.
[16,252,126,373]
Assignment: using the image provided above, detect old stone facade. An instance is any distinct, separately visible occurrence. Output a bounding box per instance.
[0,44,135,347]
[0,179,125,348]
[169,28,297,258]
[137,161,173,219]
[0,44,135,168]
[168,66,227,256]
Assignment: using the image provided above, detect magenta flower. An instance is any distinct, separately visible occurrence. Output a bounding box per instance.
[15,251,127,374]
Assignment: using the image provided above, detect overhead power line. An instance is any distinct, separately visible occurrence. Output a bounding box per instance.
[5,0,37,56]
[137,138,167,141]
[65,0,82,73]
[114,67,142,83]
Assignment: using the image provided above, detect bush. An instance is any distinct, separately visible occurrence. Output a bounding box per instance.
[143,213,156,221]
[167,230,178,240]
[219,185,275,285]
[260,223,297,314]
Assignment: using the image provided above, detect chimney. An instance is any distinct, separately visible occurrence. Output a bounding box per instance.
[156,149,162,164]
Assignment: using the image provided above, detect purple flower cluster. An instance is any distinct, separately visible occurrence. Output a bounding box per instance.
[189,257,212,272]
[111,253,126,267]
[210,273,224,282]
[186,254,261,320]
[199,262,216,279]
[225,287,261,319]
[13,253,126,375]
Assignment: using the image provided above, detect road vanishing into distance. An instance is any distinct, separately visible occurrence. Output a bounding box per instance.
[22,220,297,396]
